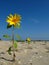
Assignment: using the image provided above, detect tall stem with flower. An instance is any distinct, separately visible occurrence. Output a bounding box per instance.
[6,13,22,61]
[26,38,31,49]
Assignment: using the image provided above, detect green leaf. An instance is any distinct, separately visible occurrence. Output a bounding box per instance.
[13,42,17,48]
[14,23,21,28]
[17,23,21,28]
[7,47,12,55]
[3,34,11,38]
[7,24,12,29]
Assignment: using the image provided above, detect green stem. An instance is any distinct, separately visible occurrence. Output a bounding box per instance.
[12,25,15,61]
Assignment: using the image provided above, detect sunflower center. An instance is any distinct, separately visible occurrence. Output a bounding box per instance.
[12,19,16,23]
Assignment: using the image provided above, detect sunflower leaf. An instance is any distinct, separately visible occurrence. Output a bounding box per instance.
[13,42,17,48]
[7,47,12,55]
[16,23,21,28]
[3,34,11,38]
[7,24,12,29]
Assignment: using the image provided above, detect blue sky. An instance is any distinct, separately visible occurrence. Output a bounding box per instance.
[0,0,49,40]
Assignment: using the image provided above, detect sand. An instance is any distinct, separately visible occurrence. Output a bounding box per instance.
[0,41,49,65]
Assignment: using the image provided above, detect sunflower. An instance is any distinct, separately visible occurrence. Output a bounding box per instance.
[6,14,21,26]
[27,38,31,42]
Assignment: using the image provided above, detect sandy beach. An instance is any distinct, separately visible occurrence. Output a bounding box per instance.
[0,41,49,65]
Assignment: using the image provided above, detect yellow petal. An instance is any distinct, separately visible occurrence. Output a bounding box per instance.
[7,16,12,20]
[9,22,14,25]
[6,19,11,23]
[13,14,16,19]
[9,14,13,18]
[17,15,22,20]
